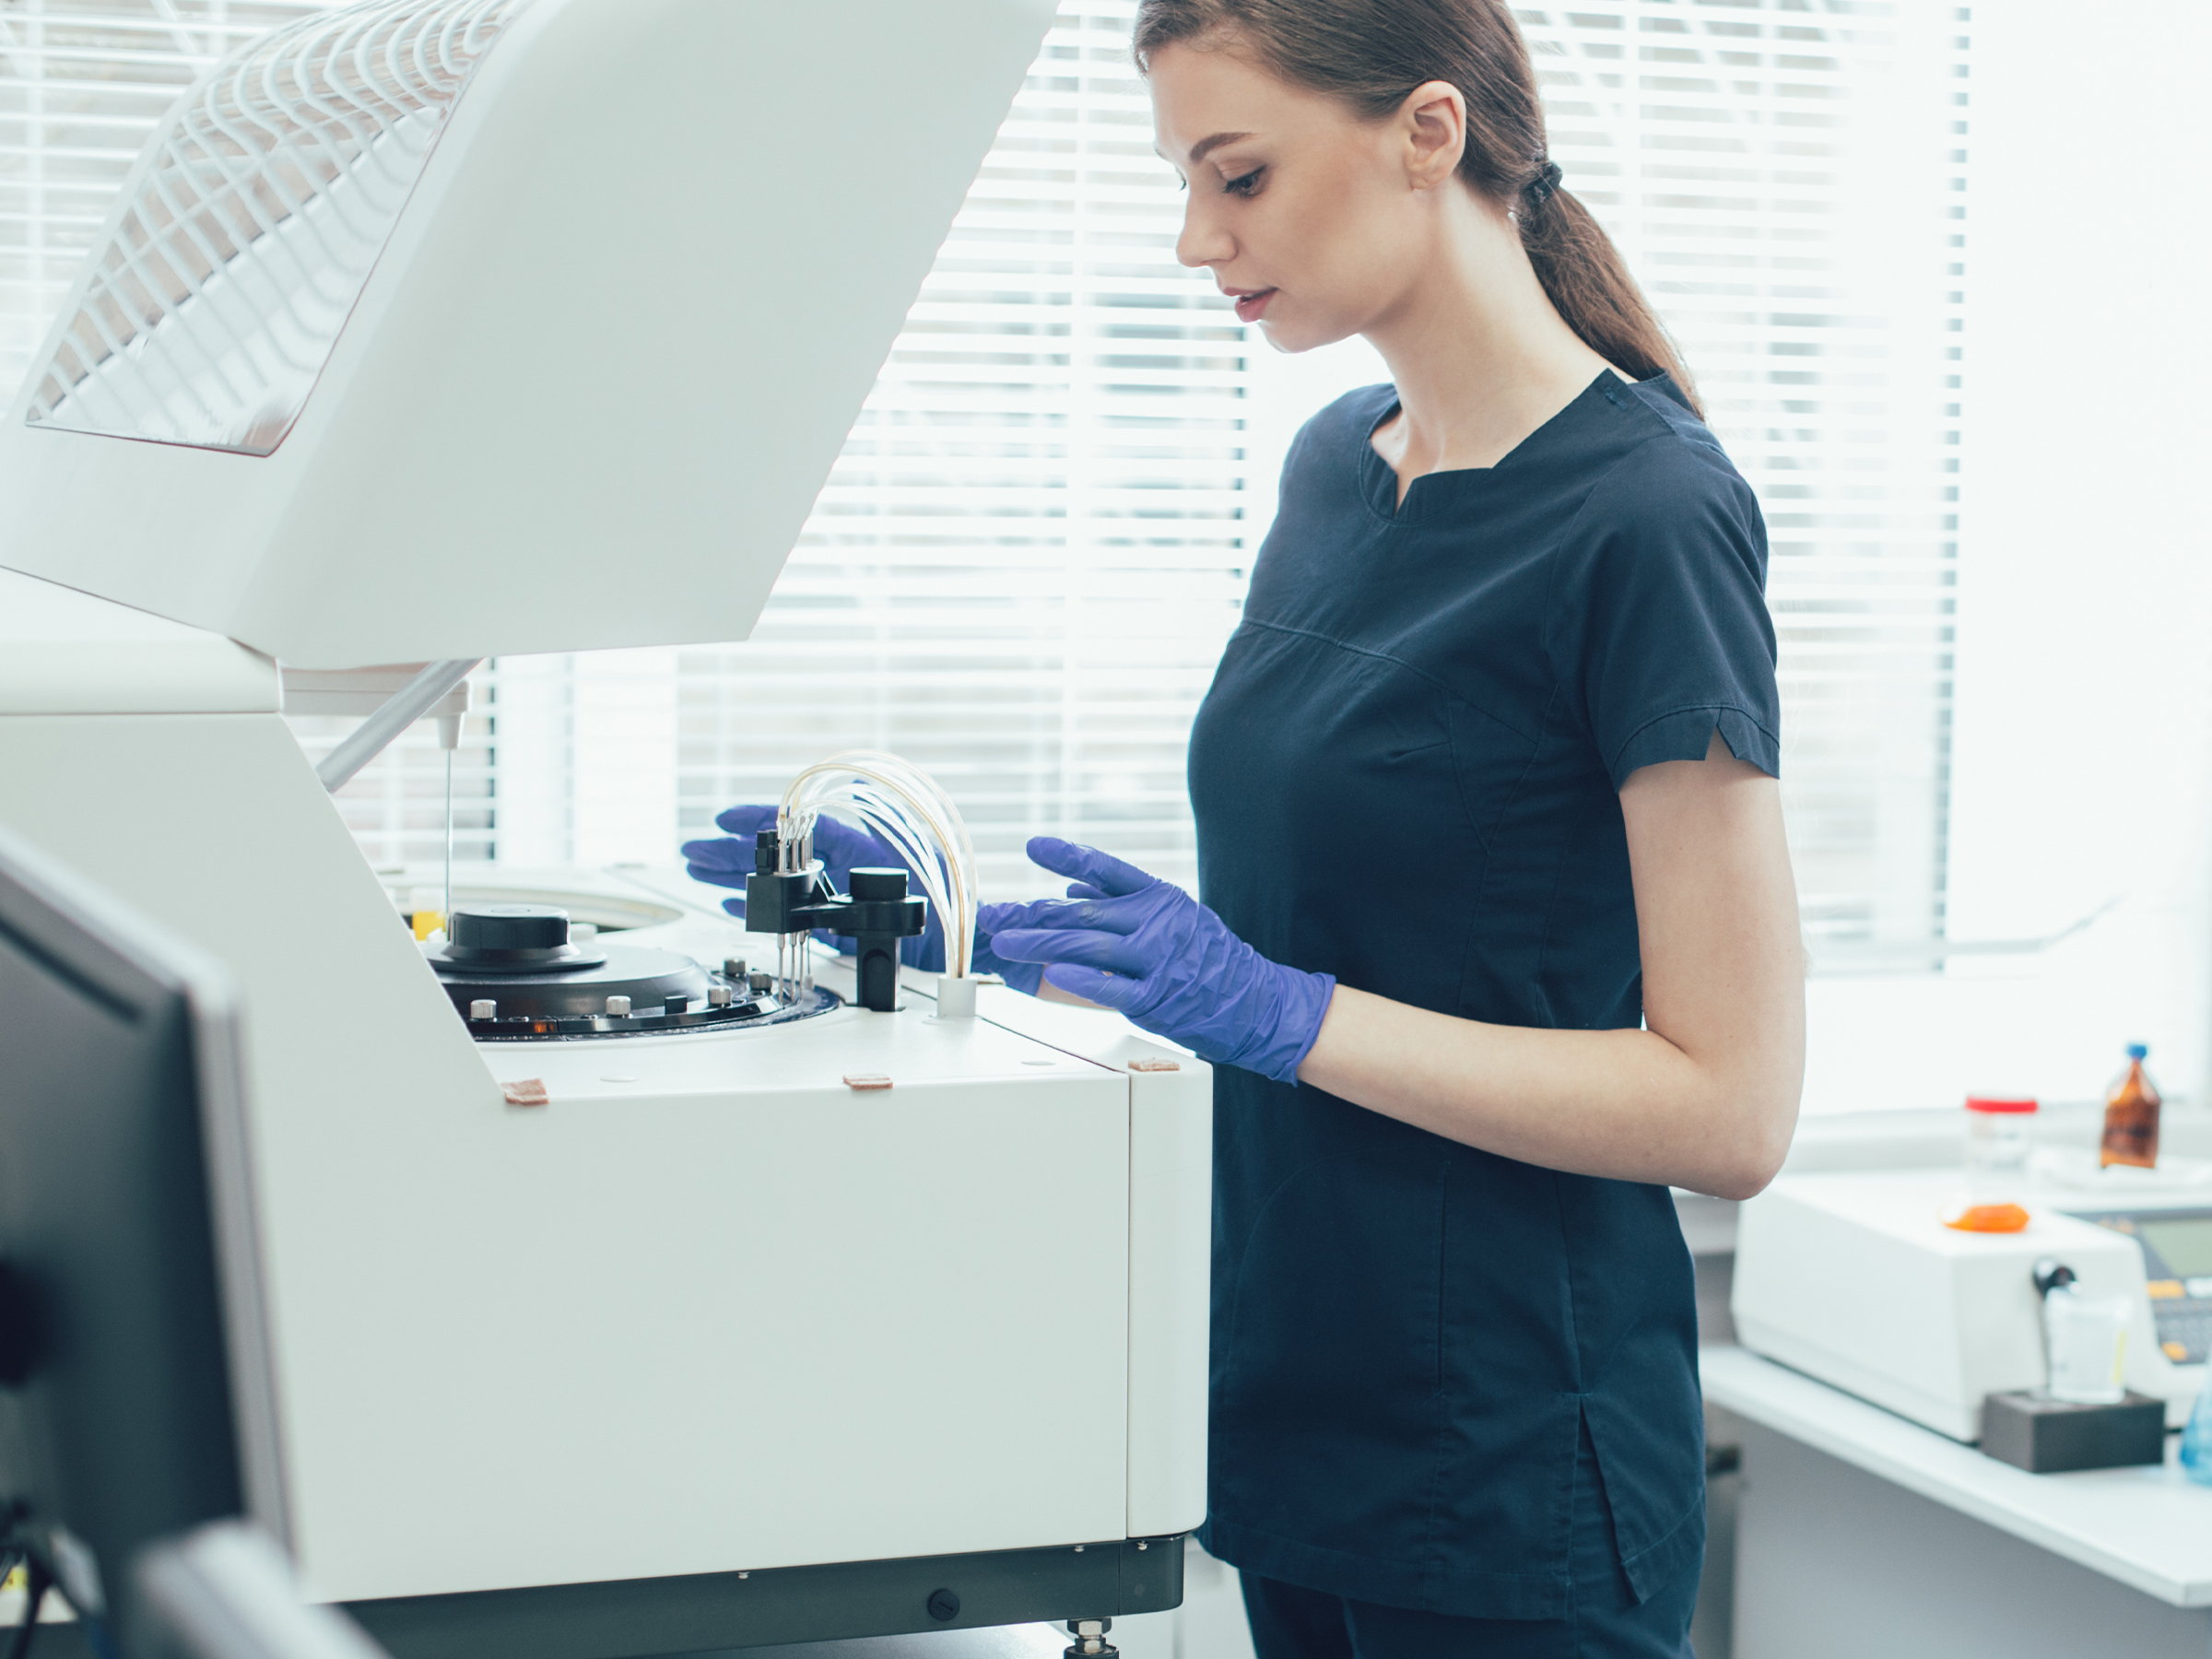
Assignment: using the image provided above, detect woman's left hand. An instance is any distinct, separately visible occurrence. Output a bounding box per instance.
[979,838,1335,1084]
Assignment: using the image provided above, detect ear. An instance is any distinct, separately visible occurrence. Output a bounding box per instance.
[1397,78,1466,189]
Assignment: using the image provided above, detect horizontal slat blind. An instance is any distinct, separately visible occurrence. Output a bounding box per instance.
[665,0,1242,899]
[1521,0,1966,947]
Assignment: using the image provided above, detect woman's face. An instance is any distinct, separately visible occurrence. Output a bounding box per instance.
[1147,39,1466,354]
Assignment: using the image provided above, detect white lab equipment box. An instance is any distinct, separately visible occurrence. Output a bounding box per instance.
[1733,1172,2193,1441]
[0,568,1212,1652]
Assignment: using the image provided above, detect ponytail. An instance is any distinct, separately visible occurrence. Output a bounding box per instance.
[1133,0,1701,417]
[1519,188,1693,406]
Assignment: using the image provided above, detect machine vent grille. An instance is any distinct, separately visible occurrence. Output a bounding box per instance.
[22,0,528,456]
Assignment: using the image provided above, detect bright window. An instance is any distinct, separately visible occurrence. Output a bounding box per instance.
[485,0,1244,899]
[1527,1,1968,963]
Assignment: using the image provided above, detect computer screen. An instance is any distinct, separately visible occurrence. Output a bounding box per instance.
[0,827,281,1650]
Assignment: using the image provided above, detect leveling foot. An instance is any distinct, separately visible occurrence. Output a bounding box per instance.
[1065,1618,1117,1657]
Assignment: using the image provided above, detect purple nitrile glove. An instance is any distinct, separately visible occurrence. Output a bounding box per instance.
[979,837,1335,1085]
[682,805,1041,991]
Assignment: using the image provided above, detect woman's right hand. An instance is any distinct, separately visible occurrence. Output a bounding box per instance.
[981,837,1335,1078]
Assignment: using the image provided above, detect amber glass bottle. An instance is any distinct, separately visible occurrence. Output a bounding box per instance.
[2100,1042,2162,1170]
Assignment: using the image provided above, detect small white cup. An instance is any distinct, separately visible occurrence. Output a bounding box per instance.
[2044,1287,2131,1405]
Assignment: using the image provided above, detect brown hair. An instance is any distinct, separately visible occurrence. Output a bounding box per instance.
[1132,0,1700,416]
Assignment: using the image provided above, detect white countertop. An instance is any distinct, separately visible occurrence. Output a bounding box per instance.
[1700,1345,2212,1606]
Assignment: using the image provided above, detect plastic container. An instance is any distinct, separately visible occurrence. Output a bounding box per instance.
[1943,1095,2037,1233]
[2100,1042,2162,1170]
[2042,1284,2132,1405]
[2183,1362,2212,1486]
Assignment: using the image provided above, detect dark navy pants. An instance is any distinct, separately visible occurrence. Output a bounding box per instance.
[1235,1425,1700,1658]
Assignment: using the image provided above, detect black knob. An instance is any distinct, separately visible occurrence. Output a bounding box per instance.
[756,830,781,874]
[926,1588,960,1623]
[449,905,569,951]
[849,867,909,901]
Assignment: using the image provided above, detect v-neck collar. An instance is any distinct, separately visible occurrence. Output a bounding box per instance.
[1355,371,1645,526]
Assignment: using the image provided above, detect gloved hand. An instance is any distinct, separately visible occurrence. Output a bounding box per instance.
[682,806,1041,991]
[979,838,1335,1084]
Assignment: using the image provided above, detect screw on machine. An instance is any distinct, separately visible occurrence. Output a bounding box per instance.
[1065,1617,1117,1658]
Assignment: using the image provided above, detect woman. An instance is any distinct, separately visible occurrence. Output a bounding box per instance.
[989,2,1802,1653]
[692,1,1803,1652]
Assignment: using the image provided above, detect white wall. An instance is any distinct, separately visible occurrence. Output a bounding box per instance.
[1808,0,2212,1113]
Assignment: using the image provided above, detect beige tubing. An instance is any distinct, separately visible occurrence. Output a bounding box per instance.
[776,750,980,989]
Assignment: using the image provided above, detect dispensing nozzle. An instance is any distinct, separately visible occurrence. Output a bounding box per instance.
[742,833,924,1012]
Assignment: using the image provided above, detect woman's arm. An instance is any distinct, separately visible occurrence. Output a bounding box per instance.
[1296,730,1804,1200]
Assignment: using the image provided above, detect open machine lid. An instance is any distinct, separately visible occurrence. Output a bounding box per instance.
[0,570,277,715]
[0,0,1054,668]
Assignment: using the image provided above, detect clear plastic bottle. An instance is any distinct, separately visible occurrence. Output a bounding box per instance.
[2042,1283,2131,1404]
[2183,1362,2212,1486]
[1943,1095,2036,1233]
[2100,1042,2162,1171]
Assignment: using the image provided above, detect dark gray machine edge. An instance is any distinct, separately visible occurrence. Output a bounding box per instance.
[0,828,292,1547]
[346,1534,1186,1659]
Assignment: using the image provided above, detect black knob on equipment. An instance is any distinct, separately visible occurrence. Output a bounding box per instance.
[2032,1258,2078,1300]
[449,905,571,952]
[848,867,909,900]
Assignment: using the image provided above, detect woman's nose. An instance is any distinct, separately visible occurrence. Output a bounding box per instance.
[1175,195,1232,270]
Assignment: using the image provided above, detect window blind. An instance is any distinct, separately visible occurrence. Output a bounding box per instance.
[1520,0,1967,950]
[678,0,1244,898]
[482,0,1246,900]
[3,0,1967,950]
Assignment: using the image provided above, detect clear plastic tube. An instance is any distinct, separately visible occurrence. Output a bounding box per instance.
[775,751,979,980]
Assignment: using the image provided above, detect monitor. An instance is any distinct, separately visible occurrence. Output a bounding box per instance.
[0,827,284,1653]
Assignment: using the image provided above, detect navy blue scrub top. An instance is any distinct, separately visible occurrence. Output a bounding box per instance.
[1187,372,1779,1620]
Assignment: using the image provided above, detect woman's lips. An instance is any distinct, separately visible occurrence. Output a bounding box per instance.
[1230,288,1277,324]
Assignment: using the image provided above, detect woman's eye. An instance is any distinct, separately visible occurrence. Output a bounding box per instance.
[1224,167,1264,197]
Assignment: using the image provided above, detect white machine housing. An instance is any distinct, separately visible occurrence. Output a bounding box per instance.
[0,570,1211,1603]
[0,0,1215,1628]
[1733,1171,2203,1441]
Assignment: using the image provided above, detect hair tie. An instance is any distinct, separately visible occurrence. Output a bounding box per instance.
[1524,159,1563,207]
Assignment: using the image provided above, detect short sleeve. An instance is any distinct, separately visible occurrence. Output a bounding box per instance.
[1558,432,1781,790]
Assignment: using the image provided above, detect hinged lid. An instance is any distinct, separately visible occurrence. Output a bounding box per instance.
[0,571,278,715]
[0,0,1053,668]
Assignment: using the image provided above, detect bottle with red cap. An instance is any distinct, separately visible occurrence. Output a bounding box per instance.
[1943,1095,2038,1232]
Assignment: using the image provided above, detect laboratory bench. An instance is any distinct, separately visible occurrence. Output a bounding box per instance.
[1679,1111,2212,1659]
[1702,1344,2212,1659]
